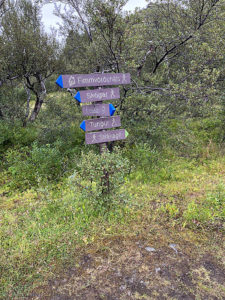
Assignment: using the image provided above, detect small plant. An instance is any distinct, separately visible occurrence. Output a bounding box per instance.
[183,201,213,225]
[69,147,130,211]
[183,184,225,228]
[159,202,180,219]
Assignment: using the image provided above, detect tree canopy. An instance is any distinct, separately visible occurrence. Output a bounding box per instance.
[0,0,224,130]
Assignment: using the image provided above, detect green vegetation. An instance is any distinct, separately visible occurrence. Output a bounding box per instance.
[0,0,224,299]
[0,120,224,297]
[70,147,130,209]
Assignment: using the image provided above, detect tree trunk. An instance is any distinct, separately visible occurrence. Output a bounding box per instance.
[23,85,31,127]
[29,96,43,122]
[0,107,3,119]
[29,75,46,122]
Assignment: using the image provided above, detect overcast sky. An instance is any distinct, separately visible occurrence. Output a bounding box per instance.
[41,0,148,33]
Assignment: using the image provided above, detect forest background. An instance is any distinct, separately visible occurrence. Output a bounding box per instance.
[0,0,224,298]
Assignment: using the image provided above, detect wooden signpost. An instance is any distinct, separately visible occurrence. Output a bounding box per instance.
[56,72,130,149]
[56,73,130,88]
[80,116,121,132]
[81,103,116,117]
[74,87,120,103]
[85,129,128,145]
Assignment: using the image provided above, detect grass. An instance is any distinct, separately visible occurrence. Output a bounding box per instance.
[0,153,224,299]
[0,181,132,298]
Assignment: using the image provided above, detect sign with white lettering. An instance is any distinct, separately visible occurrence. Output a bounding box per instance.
[85,129,129,145]
[80,116,121,132]
[82,103,116,117]
[74,87,120,103]
[56,73,130,88]
[55,72,130,148]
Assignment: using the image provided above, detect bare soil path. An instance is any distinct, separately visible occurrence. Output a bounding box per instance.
[29,228,225,300]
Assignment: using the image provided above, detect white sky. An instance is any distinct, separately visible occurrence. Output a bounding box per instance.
[41,0,148,33]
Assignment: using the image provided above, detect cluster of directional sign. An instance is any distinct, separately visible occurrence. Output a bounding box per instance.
[56,73,131,145]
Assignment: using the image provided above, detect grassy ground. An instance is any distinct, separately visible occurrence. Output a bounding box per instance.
[0,154,224,299]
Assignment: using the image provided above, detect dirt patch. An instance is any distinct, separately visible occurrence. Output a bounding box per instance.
[29,235,225,300]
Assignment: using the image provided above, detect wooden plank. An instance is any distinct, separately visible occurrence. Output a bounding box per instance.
[80,116,121,132]
[74,87,120,103]
[82,103,115,117]
[56,73,130,88]
[85,129,128,145]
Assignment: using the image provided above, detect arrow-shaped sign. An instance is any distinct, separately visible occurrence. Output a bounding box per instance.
[74,87,120,103]
[85,129,129,145]
[82,103,116,117]
[56,73,130,88]
[80,116,121,132]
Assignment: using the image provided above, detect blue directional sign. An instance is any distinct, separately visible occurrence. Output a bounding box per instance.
[74,88,120,103]
[82,103,116,117]
[56,73,130,88]
[55,72,130,147]
[109,104,116,116]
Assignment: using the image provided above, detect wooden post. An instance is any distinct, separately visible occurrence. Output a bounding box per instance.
[56,72,130,196]
[97,85,107,154]
[97,84,109,193]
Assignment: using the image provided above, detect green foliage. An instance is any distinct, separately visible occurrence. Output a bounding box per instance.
[69,147,130,210]
[220,94,225,141]
[5,142,67,189]
[0,144,224,298]
[59,0,129,73]
[125,116,224,164]
[125,142,167,182]
[183,184,225,228]
[0,179,132,298]
[0,121,37,157]
[187,118,224,144]
[162,118,224,158]
[0,0,60,123]
[0,86,28,122]
[0,1,225,297]
[124,114,224,185]
[0,187,91,297]
[157,181,225,230]
[159,202,180,219]
[36,91,83,146]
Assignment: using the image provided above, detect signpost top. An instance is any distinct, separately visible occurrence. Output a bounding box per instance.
[56,73,131,88]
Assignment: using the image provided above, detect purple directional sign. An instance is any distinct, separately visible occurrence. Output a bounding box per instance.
[80,116,121,132]
[85,129,129,145]
[56,73,130,88]
[82,103,116,117]
[74,87,120,103]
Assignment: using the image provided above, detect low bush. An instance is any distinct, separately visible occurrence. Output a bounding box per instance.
[0,121,37,157]
[69,147,130,211]
[5,142,67,189]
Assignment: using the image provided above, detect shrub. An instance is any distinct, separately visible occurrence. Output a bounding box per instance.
[5,142,67,189]
[0,121,37,157]
[69,147,130,211]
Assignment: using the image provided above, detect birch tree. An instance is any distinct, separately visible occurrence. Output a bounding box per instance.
[0,0,59,124]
